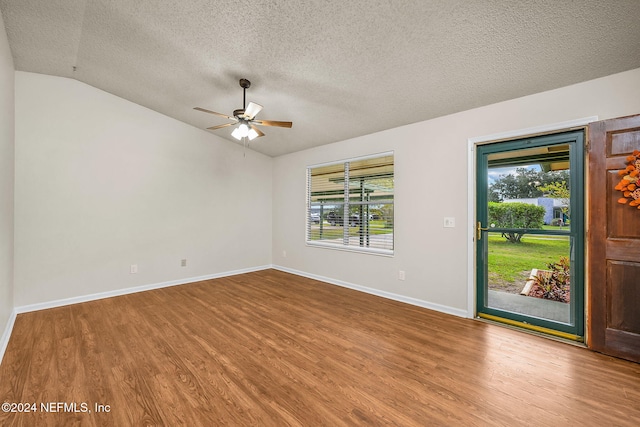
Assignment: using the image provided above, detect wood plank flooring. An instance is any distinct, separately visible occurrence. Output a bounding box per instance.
[1,269,639,426]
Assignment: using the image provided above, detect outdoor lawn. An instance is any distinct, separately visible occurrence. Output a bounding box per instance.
[308,220,393,240]
[487,230,570,294]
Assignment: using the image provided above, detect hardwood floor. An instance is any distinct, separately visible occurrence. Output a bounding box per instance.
[1,269,639,426]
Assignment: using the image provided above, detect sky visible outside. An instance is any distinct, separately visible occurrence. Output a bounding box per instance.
[487,164,540,185]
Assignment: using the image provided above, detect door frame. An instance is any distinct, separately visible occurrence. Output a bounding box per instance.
[466,117,597,321]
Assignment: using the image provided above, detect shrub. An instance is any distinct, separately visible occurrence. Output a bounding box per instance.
[488,202,545,243]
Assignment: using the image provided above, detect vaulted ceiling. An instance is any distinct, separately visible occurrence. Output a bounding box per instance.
[2,0,639,156]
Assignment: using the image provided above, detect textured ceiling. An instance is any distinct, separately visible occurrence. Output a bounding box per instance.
[1,1,640,157]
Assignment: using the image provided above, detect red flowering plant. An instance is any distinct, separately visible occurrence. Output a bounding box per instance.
[615,149,640,209]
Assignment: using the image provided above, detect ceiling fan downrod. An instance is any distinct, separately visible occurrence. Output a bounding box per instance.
[239,78,251,110]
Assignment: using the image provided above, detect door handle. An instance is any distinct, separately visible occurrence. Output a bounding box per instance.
[477,221,489,240]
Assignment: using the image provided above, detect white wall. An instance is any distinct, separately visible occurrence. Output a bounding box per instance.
[9,65,640,317]
[0,11,15,354]
[272,68,640,315]
[14,72,272,307]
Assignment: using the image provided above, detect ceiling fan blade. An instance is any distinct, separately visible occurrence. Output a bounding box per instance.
[253,119,293,128]
[194,107,235,120]
[207,122,236,130]
[249,125,265,138]
[244,102,263,120]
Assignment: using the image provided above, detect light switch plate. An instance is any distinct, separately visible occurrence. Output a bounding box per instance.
[444,217,455,228]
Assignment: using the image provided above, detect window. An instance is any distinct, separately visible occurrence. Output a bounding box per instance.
[306,152,394,255]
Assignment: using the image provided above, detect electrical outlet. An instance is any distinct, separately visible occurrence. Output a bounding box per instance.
[130,264,138,274]
[443,217,455,228]
[181,259,187,267]
[283,250,287,258]
[399,270,406,281]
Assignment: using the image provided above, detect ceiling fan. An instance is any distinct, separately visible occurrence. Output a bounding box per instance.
[194,78,292,141]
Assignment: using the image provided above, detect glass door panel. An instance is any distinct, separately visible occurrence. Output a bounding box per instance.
[476,132,584,338]
[485,234,571,324]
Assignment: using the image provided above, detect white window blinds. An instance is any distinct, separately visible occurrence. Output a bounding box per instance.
[307,153,394,254]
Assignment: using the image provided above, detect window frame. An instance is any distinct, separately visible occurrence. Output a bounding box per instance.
[306,151,394,256]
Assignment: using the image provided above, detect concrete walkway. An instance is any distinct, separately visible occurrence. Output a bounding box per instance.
[488,290,570,323]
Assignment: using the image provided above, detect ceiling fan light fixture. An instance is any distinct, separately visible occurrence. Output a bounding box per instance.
[232,123,251,140]
[231,127,242,140]
[247,128,259,141]
[244,102,263,120]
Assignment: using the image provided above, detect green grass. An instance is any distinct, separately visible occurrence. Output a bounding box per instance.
[487,233,569,291]
[308,220,392,240]
[542,225,570,231]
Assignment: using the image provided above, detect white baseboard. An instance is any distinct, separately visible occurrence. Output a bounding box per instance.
[14,265,272,315]
[272,265,468,318]
[0,309,17,366]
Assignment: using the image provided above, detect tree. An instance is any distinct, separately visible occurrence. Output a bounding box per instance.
[489,168,543,201]
[488,202,545,243]
[489,168,570,201]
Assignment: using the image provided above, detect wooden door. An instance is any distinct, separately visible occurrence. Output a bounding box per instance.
[588,114,640,363]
